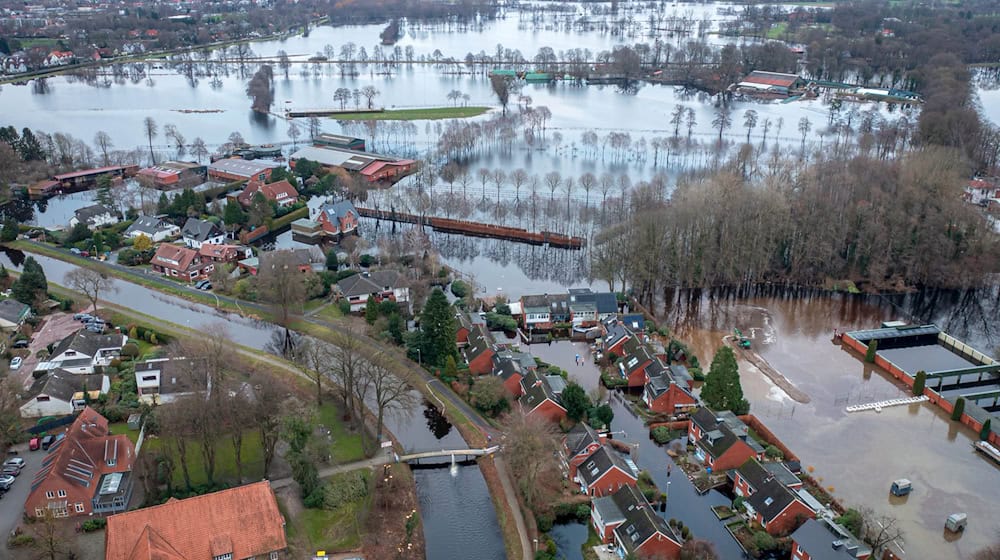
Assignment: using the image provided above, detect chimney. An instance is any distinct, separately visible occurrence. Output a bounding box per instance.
[831,540,843,550]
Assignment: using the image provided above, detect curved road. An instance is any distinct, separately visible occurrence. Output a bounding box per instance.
[15,241,534,560]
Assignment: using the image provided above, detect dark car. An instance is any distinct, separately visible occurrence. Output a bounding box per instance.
[40,435,54,450]
[11,339,29,349]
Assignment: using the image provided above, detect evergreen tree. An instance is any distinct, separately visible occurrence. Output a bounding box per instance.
[912,371,926,396]
[326,249,339,271]
[419,288,457,367]
[157,193,170,214]
[0,218,18,242]
[951,397,965,421]
[63,222,91,246]
[365,297,379,325]
[222,201,247,228]
[865,340,878,363]
[95,175,114,210]
[561,382,591,422]
[702,346,748,414]
[981,418,992,441]
[386,313,404,344]
[11,256,48,308]
[444,355,458,378]
[18,128,44,161]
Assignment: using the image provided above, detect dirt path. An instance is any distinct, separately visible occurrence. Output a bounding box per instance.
[725,336,812,404]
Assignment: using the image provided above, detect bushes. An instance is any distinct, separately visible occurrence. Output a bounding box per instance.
[765,445,784,460]
[752,530,777,552]
[552,501,590,523]
[651,426,680,444]
[912,370,926,396]
[8,534,34,547]
[306,470,371,510]
[450,280,469,298]
[82,518,107,532]
[484,312,517,332]
[120,342,140,359]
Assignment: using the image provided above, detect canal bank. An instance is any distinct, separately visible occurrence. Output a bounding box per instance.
[0,249,513,560]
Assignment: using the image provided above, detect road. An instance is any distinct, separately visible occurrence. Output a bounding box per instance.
[0,444,45,542]
[10,241,535,559]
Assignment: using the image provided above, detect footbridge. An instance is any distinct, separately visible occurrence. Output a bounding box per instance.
[398,445,501,464]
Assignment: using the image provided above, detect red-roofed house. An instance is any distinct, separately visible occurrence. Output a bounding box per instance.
[25,407,135,518]
[198,243,251,264]
[237,179,300,208]
[360,159,417,183]
[151,244,213,281]
[964,177,1000,205]
[104,481,287,560]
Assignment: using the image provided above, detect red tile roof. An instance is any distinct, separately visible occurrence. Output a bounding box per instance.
[238,179,299,206]
[198,243,241,261]
[741,71,800,88]
[105,481,287,560]
[151,244,199,272]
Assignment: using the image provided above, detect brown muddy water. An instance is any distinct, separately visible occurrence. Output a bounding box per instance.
[663,293,1000,559]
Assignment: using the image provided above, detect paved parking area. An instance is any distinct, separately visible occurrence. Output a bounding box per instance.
[0,442,47,542]
[15,313,82,390]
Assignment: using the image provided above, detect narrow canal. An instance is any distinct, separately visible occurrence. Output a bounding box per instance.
[0,250,507,559]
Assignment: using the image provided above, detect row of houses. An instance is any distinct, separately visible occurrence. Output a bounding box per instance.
[516,288,619,330]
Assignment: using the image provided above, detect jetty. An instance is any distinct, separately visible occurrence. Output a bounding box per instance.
[358,207,585,249]
[845,395,929,413]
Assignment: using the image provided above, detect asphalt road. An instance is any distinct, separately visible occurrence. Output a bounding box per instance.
[0,443,47,541]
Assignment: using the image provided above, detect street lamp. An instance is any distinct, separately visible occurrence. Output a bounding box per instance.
[665,481,671,500]
[416,348,421,365]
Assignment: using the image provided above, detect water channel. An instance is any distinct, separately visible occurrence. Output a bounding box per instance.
[0,250,506,559]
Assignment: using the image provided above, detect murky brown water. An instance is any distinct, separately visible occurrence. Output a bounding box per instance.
[664,294,999,559]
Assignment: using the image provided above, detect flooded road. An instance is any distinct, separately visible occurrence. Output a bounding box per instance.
[660,291,1000,559]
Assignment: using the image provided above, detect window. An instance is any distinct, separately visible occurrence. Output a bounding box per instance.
[37,395,50,402]
[35,508,45,517]
[45,491,55,499]
[213,554,233,560]
[269,553,280,560]
[57,490,66,498]
[75,503,85,513]
[763,497,774,507]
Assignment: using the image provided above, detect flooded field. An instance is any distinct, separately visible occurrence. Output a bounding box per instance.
[663,293,1000,559]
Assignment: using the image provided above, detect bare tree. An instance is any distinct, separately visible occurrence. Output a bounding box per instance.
[743,109,758,143]
[222,384,251,483]
[501,411,559,508]
[64,267,115,313]
[190,137,208,163]
[798,117,812,154]
[143,116,157,164]
[859,507,904,556]
[490,75,511,115]
[287,121,302,148]
[277,49,291,79]
[93,131,113,166]
[712,105,732,144]
[329,331,366,422]
[158,400,194,489]
[544,171,561,202]
[29,510,69,560]
[267,329,332,406]
[248,373,285,476]
[680,538,719,560]
[358,352,415,450]
[360,85,380,109]
[256,251,307,327]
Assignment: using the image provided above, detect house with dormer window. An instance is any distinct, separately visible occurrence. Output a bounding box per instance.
[24,407,135,518]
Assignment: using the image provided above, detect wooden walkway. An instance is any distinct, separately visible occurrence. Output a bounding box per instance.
[358,207,585,249]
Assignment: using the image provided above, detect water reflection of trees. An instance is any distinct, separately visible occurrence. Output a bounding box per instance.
[423,401,453,440]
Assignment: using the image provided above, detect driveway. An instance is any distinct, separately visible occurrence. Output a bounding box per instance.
[16,313,81,390]
[0,442,47,542]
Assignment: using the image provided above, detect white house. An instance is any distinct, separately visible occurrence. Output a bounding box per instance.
[70,204,119,228]
[19,370,109,418]
[181,218,225,249]
[125,215,181,242]
[134,358,210,405]
[334,271,410,313]
[40,330,128,375]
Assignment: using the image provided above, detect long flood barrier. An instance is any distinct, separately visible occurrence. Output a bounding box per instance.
[357,207,585,249]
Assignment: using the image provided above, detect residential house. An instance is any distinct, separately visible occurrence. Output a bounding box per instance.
[124,215,180,242]
[617,338,654,387]
[181,218,226,249]
[688,408,763,472]
[602,317,631,359]
[334,270,409,313]
[199,243,252,264]
[521,294,569,330]
[311,199,360,238]
[70,204,118,228]
[564,422,606,479]
[731,458,801,498]
[134,358,210,405]
[150,244,213,282]
[237,179,299,208]
[43,330,127,375]
[735,70,803,95]
[135,161,206,190]
[608,485,683,559]
[256,247,326,275]
[456,312,486,347]
[25,407,135,518]
[290,145,416,184]
[963,177,1000,205]
[643,363,697,414]
[104,481,287,560]
[790,518,872,560]
[20,371,109,418]
[575,444,638,498]
[519,371,567,423]
[492,350,534,398]
[746,477,815,536]
[0,299,31,332]
[207,158,279,183]
[463,323,496,375]
[567,288,618,324]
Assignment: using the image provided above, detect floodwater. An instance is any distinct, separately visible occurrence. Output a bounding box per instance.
[0,250,506,560]
[529,340,603,393]
[659,291,1000,559]
[550,522,589,560]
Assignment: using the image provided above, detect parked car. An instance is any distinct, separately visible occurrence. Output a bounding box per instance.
[200,282,213,291]
[0,474,14,490]
[75,313,94,322]
[12,339,29,349]
[28,438,39,451]
[4,458,24,470]
[69,248,82,255]
[9,357,21,370]
[1,466,19,478]
[40,435,54,450]
[85,324,105,334]
[194,280,209,290]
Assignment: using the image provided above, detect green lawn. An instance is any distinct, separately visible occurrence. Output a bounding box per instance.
[108,422,141,445]
[766,22,789,39]
[317,402,365,464]
[17,38,60,48]
[331,106,491,121]
[294,470,370,552]
[314,302,344,322]
[142,430,265,487]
